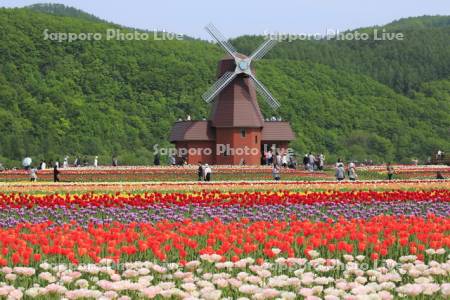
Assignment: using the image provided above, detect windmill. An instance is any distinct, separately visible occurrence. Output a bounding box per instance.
[202,23,280,109]
[169,24,295,166]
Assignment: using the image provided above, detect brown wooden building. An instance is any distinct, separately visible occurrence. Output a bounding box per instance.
[169,55,295,165]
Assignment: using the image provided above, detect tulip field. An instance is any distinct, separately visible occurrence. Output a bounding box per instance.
[0,165,448,182]
[0,167,449,299]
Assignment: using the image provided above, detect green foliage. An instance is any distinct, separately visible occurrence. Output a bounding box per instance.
[25,3,105,23]
[0,8,449,165]
[231,15,450,95]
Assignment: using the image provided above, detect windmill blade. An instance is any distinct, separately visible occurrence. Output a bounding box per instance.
[205,23,237,58]
[249,38,278,61]
[250,74,280,109]
[202,71,237,103]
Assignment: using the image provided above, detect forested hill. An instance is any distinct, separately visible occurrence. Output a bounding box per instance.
[26,3,105,23]
[231,15,450,95]
[0,6,449,165]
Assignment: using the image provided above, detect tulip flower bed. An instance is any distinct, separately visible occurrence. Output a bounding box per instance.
[1,165,448,182]
[0,190,449,227]
[0,166,333,182]
[0,179,449,194]
[0,218,449,299]
[0,187,449,299]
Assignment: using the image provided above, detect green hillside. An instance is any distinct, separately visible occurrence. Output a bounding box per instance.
[232,15,450,95]
[0,7,449,165]
[25,3,105,23]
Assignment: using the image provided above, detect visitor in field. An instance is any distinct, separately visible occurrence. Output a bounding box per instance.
[267,150,273,165]
[348,162,358,181]
[436,171,445,180]
[318,153,325,170]
[63,156,69,168]
[387,162,394,180]
[94,156,98,167]
[303,154,308,170]
[112,156,118,167]
[272,164,281,181]
[281,153,288,168]
[53,165,60,182]
[39,160,46,170]
[336,162,345,181]
[169,155,176,166]
[153,154,160,166]
[197,162,204,181]
[29,167,38,182]
[276,152,282,166]
[203,164,212,181]
[308,152,315,171]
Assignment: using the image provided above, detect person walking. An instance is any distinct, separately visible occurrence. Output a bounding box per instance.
[267,150,273,165]
[169,155,176,166]
[303,154,308,170]
[53,165,60,182]
[436,171,445,180]
[63,156,69,168]
[197,162,204,181]
[263,150,269,165]
[153,154,160,166]
[308,152,315,171]
[29,167,38,182]
[318,154,325,170]
[94,156,98,168]
[203,164,212,182]
[348,162,357,181]
[272,164,281,181]
[387,162,394,180]
[281,153,288,168]
[112,156,118,167]
[275,152,282,166]
[336,162,345,181]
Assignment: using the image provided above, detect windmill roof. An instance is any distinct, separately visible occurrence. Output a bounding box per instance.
[170,120,295,142]
[169,121,215,142]
[261,121,296,141]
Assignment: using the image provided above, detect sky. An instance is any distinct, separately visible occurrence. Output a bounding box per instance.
[1,0,450,39]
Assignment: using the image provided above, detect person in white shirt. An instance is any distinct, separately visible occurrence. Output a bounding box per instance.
[281,154,288,168]
[63,156,69,168]
[272,164,281,180]
[348,162,357,181]
[29,168,38,182]
[40,161,46,170]
[319,154,325,170]
[94,156,98,168]
[276,153,282,166]
[203,164,212,181]
[308,153,315,171]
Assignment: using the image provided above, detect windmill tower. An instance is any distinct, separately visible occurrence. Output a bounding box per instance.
[170,24,295,165]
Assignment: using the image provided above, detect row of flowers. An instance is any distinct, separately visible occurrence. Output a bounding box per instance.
[0,179,448,194]
[0,190,449,208]
[0,251,449,299]
[0,198,448,228]
[0,216,448,266]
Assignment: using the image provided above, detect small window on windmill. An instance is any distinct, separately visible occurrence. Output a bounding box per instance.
[240,129,246,138]
[255,135,258,144]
